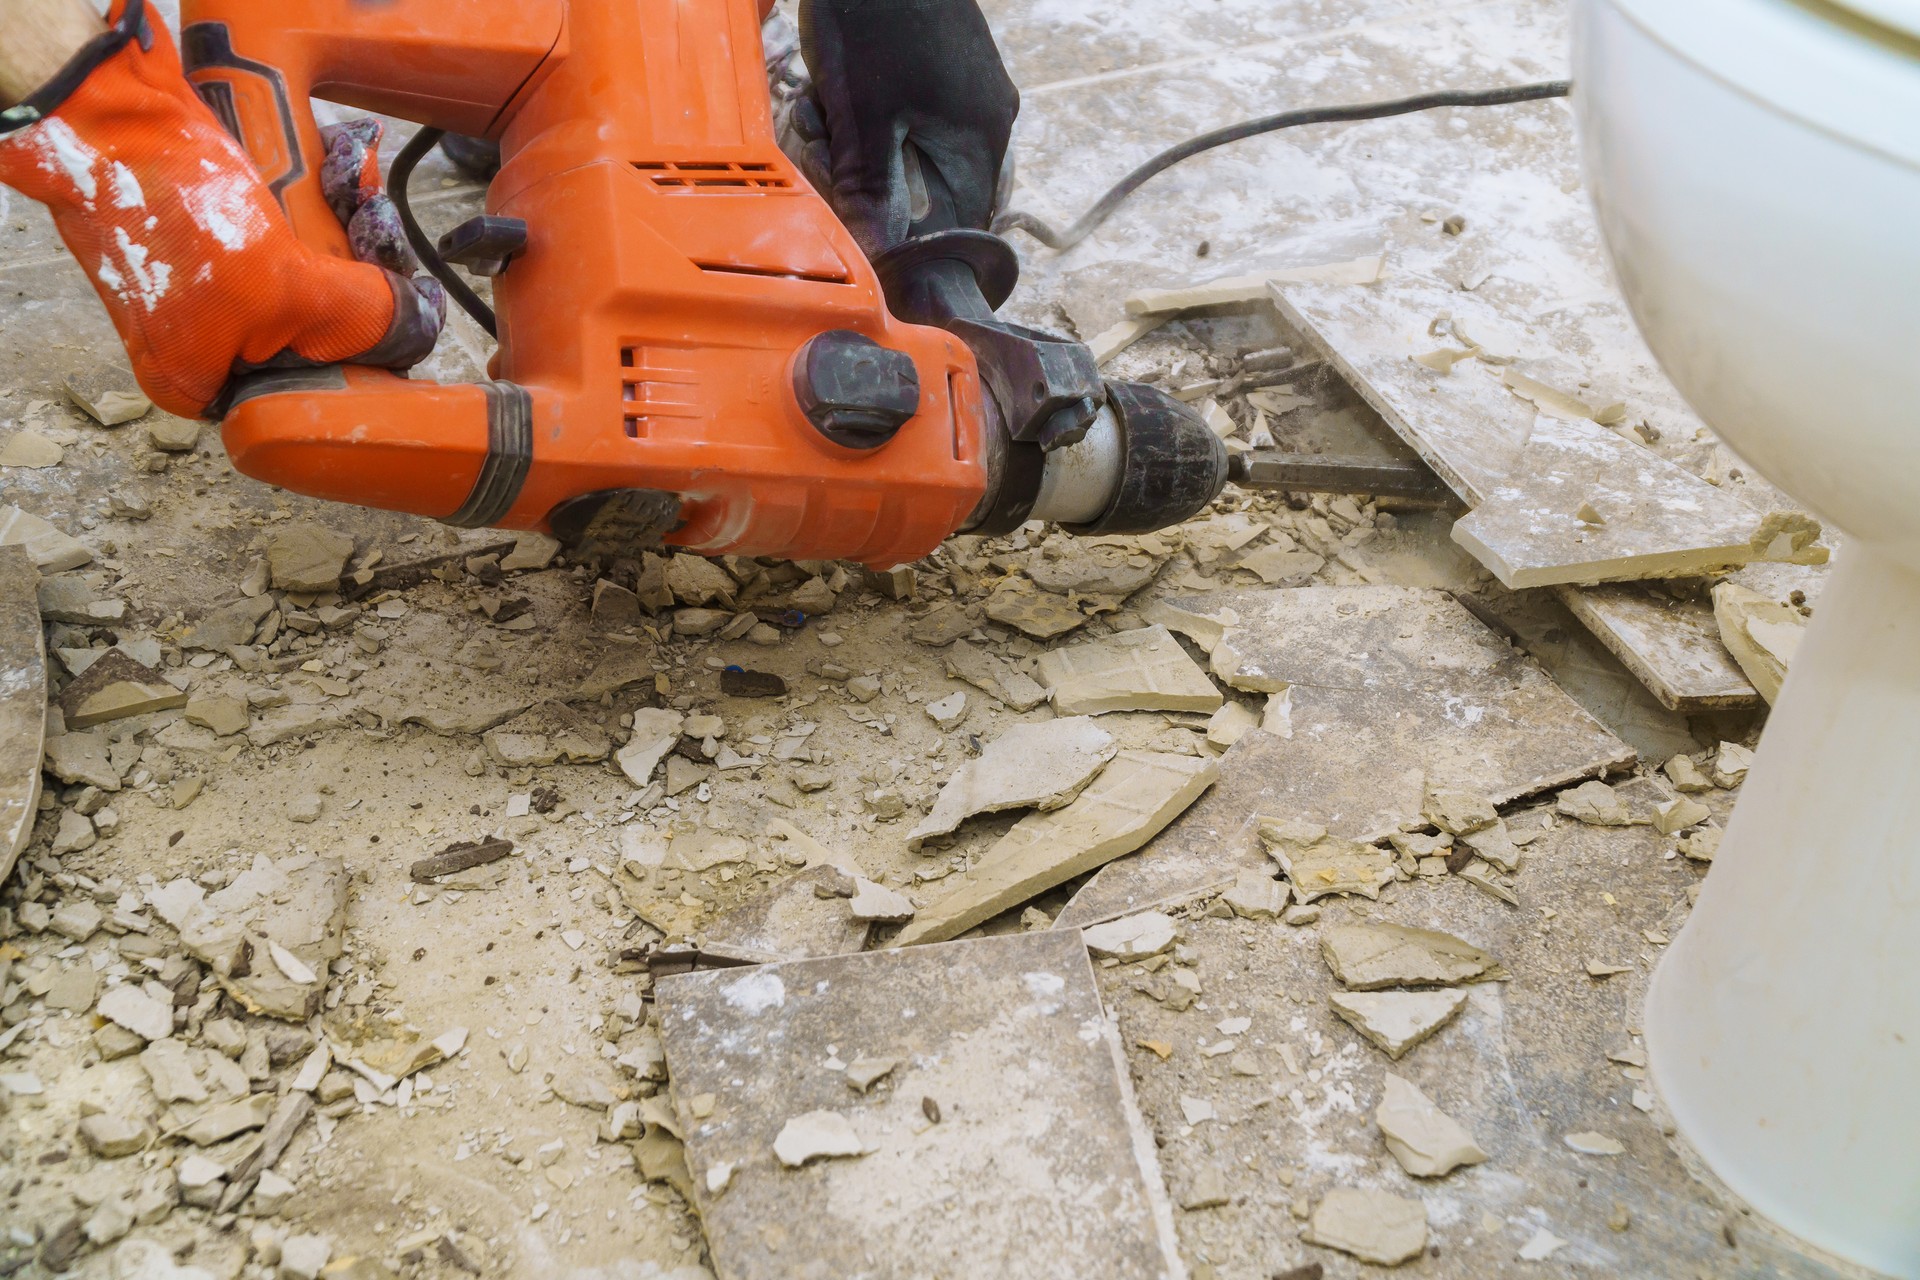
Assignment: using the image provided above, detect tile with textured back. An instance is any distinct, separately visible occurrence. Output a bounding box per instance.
[657,931,1183,1280]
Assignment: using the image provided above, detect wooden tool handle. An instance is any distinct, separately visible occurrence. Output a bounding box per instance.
[0,0,105,108]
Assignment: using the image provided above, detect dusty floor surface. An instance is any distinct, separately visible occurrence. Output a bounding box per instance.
[0,1,1876,1279]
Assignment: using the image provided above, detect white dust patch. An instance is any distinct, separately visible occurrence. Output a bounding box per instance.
[108,162,145,209]
[721,970,786,1015]
[181,172,269,252]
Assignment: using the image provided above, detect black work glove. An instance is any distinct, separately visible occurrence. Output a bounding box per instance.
[794,0,1019,259]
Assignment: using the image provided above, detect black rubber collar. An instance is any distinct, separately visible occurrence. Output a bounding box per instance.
[1,0,152,137]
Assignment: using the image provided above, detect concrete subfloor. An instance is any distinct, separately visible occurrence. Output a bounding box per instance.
[0,1,1874,1278]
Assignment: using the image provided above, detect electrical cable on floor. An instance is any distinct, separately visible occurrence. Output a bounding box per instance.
[994,80,1572,253]
[389,125,500,338]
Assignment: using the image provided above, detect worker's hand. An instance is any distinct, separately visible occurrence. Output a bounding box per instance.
[794,0,1019,259]
[0,0,442,420]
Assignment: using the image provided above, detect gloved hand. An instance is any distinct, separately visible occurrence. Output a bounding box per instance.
[0,0,442,420]
[793,0,1019,259]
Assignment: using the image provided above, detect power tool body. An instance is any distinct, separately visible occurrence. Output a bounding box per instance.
[180,0,1227,565]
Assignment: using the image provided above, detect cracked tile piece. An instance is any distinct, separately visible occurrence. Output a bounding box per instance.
[1258,820,1396,903]
[896,750,1218,946]
[940,639,1049,711]
[1302,1187,1428,1266]
[1321,923,1506,990]
[1036,625,1222,716]
[907,717,1116,850]
[657,931,1184,1280]
[1712,581,1803,706]
[265,524,354,593]
[984,579,1088,639]
[1375,1073,1487,1177]
[0,546,47,881]
[56,651,188,729]
[1329,989,1467,1059]
[0,504,92,572]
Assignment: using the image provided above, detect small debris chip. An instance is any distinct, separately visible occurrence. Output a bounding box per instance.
[1651,795,1711,835]
[98,984,174,1042]
[1564,1130,1626,1156]
[64,367,151,425]
[1080,910,1179,961]
[1302,1187,1428,1266]
[1422,785,1497,836]
[848,878,915,924]
[410,837,514,882]
[1179,1096,1217,1125]
[1329,989,1467,1059]
[1517,1227,1568,1261]
[1181,1165,1231,1210]
[844,1056,899,1093]
[1584,960,1631,979]
[1557,779,1632,826]
[772,1109,866,1166]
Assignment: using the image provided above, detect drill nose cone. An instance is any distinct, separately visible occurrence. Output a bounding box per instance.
[793,330,922,449]
[1059,380,1228,535]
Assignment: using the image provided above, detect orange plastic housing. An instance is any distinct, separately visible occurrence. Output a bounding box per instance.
[182,0,989,565]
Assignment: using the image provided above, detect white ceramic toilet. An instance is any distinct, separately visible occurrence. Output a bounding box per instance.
[1573,0,1920,1272]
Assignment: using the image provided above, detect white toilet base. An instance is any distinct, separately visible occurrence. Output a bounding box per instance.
[1647,545,1920,1277]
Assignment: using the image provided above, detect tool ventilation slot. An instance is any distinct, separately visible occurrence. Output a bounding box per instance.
[635,161,792,190]
[620,346,702,439]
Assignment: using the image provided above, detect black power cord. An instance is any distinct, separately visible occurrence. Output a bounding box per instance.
[994,80,1572,253]
[389,125,499,337]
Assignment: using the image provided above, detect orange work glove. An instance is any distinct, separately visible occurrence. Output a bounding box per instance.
[0,0,442,419]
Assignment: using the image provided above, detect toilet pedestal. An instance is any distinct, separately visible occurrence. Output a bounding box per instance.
[1646,544,1920,1275]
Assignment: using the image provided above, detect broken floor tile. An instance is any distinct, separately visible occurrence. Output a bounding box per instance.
[1321,923,1506,990]
[1329,989,1468,1059]
[1302,1187,1427,1266]
[1055,730,1286,930]
[1035,625,1223,717]
[906,716,1116,850]
[656,931,1183,1280]
[1058,593,1633,928]
[0,546,47,881]
[895,750,1218,946]
[1375,1073,1487,1177]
